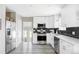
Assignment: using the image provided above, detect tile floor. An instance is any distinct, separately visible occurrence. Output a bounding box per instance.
[9,42,55,54]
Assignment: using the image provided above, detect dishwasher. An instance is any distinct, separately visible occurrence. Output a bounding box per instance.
[54,36,60,54]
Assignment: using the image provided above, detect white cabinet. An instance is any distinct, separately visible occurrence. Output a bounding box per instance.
[54,14,62,28]
[47,33,51,44]
[33,17,47,28]
[46,16,54,28]
[60,39,73,54]
[33,33,37,44]
[33,16,54,28]
[47,33,54,47]
[54,15,59,28]
[51,34,54,48]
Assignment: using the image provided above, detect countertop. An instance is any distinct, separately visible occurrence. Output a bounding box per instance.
[52,33,79,45]
[33,32,79,45]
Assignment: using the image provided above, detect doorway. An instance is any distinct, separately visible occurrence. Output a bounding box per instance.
[22,17,33,53]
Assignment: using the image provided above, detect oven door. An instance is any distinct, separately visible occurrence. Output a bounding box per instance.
[37,35,46,44]
[37,36,46,41]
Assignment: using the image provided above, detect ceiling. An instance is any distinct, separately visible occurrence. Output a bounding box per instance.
[6,4,65,17]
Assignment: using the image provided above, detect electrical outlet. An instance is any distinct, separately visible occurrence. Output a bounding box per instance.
[72,31,75,35]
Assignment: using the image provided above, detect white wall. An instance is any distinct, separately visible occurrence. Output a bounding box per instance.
[0,5,6,53]
[23,22,32,29]
[16,13,22,47]
[61,5,79,27]
[22,17,33,22]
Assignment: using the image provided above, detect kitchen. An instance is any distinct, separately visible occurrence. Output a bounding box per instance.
[33,5,79,54]
[0,4,79,54]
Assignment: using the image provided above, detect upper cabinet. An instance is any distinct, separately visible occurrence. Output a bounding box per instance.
[33,16,54,28]
[61,5,79,27]
[33,17,45,28]
[54,14,61,28]
[46,16,54,28]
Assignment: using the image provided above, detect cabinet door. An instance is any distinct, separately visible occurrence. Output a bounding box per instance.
[60,40,73,54]
[47,34,51,44]
[33,33,37,44]
[51,36,54,48]
[49,33,54,47]
[46,16,54,28]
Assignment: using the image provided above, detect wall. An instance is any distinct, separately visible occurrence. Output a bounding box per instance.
[22,17,33,22]
[23,22,32,29]
[0,5,6,53]
[22,17,33,29]
[16,13,22,47]
[61,5,79,27]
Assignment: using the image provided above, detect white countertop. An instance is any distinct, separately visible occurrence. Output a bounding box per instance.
[52,33,79,45]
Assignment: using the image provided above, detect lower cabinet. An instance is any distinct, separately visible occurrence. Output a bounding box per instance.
[47,33,54,48]
[60,39,73,54]
[33,33,37,44]
[51,36,54,48]
[47,33,51,44]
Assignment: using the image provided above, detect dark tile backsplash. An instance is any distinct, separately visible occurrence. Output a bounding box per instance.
[58,27,79,39]
[34,27,79,39]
